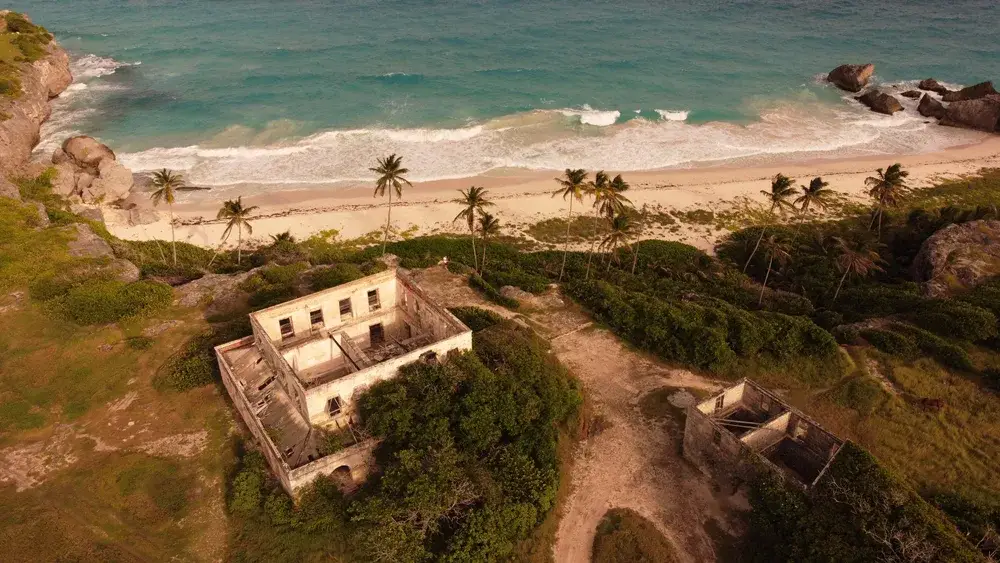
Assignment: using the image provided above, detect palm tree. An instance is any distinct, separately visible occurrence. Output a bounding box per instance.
[587,173,634,278]
[631,203,649,275]
[795,177,835,214]
[149,169,185,266]
[452,186,493,271]
[478,211,501,274]
[270,231,295,244]
[217,197,258,265]
[553,168,589,282]
[599,213,636,271]
[865,163,908,238]
[757,234,792,306]
[744,174,798,272]
[585,171,610,279]
[371,154,412,256]
[831,236,884,301]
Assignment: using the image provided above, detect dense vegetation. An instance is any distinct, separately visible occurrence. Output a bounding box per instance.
[592,508,678,563]
[226,321,582,562]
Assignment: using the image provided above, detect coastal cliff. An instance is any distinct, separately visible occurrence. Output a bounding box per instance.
[0,11,72,181]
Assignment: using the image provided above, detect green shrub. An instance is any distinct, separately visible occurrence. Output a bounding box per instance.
[889,323,975,371]
[126,336,155,350]
[156,320,251,391]
[592,508,678,563]
[449,306,505,332]
[829,376,888,415]
[482,267,549,294]
[230,463,265,515]
[308,263,364,291]
[261,262,309,285]
[469,273,520,309]
[57,280,172,325]
[909,300,998,343]
[860,328,918,359]
[832,325,861,345]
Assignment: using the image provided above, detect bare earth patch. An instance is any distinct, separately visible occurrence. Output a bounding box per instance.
[136,430,209,458]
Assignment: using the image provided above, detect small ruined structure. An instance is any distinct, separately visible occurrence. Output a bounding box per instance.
[683,379,843,489]
[216,268,472,495]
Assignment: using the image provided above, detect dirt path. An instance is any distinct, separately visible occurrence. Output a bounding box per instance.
[549,324,744,563]
[411,265,746,561]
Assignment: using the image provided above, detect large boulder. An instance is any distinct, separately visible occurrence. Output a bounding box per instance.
[58,136,116,174]
[64,223,114,258]
[0,178,20,201]
[828,64,875,93]
[85,159,133,202]
[941,81,998,103]
[913,220,1000,297]
[856,91,904,115]
[918,78,952,96]
[175,269,259,314]
[50,162,79,196]
[940,95,1000,132]
[917,94,946,119]
[900,90,922,99]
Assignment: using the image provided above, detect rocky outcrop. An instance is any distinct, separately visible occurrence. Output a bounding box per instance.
[901,90,922,99]
[940,95,1000,132]
[51,136,134,203]
[0,12,72,180]
[175,269,258,315]
[918,78,952,96]
[828,64,874,93]
[941,81,997,102]
[0,178,20,201]
[913,220,1000,297]
[917,94,946,119]
[64,223,114,258]
[856,91,904,115]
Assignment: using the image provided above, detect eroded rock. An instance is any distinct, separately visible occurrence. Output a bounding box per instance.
[856,90,904,115]
[900,90,922,99]
[913,220,1000,297]
[64,223,113,258]
[940,95,1000,132]
[917,94,946,119]
[827,63,874,93]
[941,81,998,103]
[918,78,952,95]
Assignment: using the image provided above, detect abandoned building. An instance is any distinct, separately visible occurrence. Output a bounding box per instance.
[683,379,843,489]
[215,268,473,496]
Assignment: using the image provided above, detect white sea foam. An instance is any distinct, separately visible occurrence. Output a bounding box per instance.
[71,54,137,80]
[116,94,986,190]
[557,105,621,126]
[655,109,690,121]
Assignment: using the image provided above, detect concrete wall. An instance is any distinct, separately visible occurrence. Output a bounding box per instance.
[287,440,377,493]
[284,334,344,372]
[741,412,792,451]
[683,404,748,486]
[303,329,474,426]
[216,338,294,494]
[252,314,310,419]
[697,381,746,414]
[252,269,398,342]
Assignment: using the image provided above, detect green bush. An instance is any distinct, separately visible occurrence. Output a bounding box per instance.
[308,263,364,291]
[469,273,520,309]
[156,320,251,391]
[889,323,975,371]
[56,279,172,325]
[449,306,505,332]
[261,262,309,285]
[126,336,155,350]
[229,452,266,515]
[860,328,918,359]
[909,300,998,343]
[829,376,888,415]
[592,508,678,563]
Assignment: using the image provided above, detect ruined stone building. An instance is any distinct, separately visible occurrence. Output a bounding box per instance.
[215,268,472,495]
[683,379,843,489]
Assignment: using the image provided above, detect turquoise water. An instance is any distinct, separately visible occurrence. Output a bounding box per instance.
[14,0,1000,186]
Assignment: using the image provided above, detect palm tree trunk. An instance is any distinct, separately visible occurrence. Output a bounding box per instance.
[833,268,850,302]
[758,255,774,306]
[470,223,478,271]
[585,208,600,280]
[868,207,879,231]
[744,227,766,272]
[237,223,242,265]
[481,237,489,274]
[558,197,574,282]
[169,203,177,266]
[382,190,393,256]
[877,209,883,240]
[631,242,639,274]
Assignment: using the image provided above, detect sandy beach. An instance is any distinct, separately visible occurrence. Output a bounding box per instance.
[104,135,1000,253]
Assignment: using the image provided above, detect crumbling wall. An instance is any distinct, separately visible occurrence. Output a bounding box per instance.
[742,412,792,451]
[287,440,377,494]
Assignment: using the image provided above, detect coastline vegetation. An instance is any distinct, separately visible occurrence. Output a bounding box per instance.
[0,12,53,99]
[4,160,1000,560]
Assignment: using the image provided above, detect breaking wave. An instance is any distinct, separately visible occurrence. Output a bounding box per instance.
[116,94,986,190]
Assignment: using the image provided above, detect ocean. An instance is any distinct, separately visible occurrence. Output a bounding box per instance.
[14,0,1000,189]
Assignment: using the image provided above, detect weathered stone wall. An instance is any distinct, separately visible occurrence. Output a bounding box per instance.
[251,314,311,420]
[216,337,294,494]
[303,329,473,426]
[287,440,377,493]
[741,412,791,451]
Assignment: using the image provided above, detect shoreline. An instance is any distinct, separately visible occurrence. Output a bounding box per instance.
[105,135,1000,253]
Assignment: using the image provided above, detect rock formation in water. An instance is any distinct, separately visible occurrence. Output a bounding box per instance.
[0,11,72,182]
[917,94,946,119]
[918,78,952,96]
[855,90,904,115]
[941,81,998,103]
[941,95,1000,133]
[827,63,875,93]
